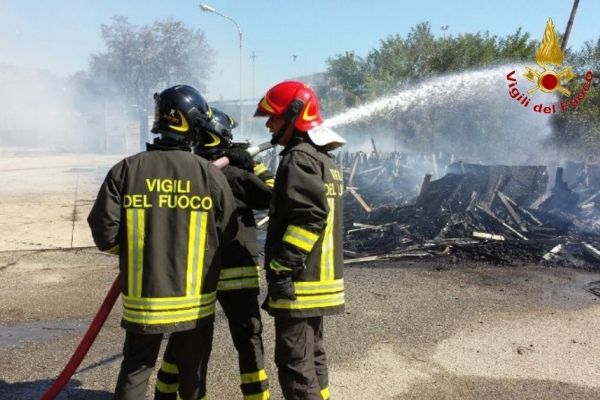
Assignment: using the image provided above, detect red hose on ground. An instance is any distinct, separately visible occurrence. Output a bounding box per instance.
[40,274,121,400]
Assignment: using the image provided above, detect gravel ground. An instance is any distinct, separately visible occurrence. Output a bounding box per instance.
[1,250,599,400]
[2,150,600,399]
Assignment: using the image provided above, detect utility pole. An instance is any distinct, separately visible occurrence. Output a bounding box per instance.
[250,51,257,99]
[561,0,579,52]
[292,54,298,78]
[441,25,449,40]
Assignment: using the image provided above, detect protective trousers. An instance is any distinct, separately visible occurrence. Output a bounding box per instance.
[113,325,213,400]
[274,316,330,400]
[155,292,269,400]
[219,291,270,399]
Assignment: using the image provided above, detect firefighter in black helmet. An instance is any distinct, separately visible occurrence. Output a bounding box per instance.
[87,84,238,400]
[155,108,273,400]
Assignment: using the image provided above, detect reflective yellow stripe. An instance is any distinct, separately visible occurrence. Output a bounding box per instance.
[240,368,268,384]
[254,163,268,176]
[320,198,335,281]
[294,279,344,295]
[244,389,271,400]
[126,208,145,297]
[218,277,260,291]
[283,225,319,252]
[269,291,344,310]
[122,301,216,325]
[219,266,259,280]
[269,259,292,273]
[264,178,275,188]
[218,266,261,291]
[321,386,330,399]
[187,211,208,296]
[126,209,134,295]
[122,292,216,310]
[156,379,178,394]
[159,360,179,374]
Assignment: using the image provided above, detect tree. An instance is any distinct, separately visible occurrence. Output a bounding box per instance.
[89,16,214,150]
[325,51,367,108]
[548,37,600,158]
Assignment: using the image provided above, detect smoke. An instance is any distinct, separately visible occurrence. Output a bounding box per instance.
[0,65,77,151]
[0,64,142,154]
[325,65,562,166]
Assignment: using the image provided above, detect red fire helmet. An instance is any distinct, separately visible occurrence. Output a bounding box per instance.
[254,80,323,132]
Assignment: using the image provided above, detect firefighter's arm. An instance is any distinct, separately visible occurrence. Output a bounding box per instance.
[210,165,239,248]
[253,161,275,189]
[223,166,272,210]
[270,152,328,278]
[87,166,123,255]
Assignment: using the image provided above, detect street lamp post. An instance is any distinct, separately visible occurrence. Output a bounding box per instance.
[199,3,244,136]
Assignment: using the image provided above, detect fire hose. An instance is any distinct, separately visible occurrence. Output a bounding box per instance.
[40,141,274,400]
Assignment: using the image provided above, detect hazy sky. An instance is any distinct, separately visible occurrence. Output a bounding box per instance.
[1,0,598,101]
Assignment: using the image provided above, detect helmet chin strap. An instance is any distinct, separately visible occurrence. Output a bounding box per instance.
[270,121,293,145]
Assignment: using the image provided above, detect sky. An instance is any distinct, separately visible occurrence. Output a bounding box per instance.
[1,0,598,102]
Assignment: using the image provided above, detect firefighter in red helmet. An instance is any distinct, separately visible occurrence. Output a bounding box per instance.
[254,80,346,400]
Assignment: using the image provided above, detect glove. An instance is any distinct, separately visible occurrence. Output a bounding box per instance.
[224,147,255,172]
[268,274,296,301]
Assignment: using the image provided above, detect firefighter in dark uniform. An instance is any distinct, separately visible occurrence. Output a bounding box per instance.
[87,84,237,400]
[155,108,273,400]
[254,81,346,400]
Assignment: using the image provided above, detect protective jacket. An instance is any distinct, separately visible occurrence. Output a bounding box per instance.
[265,138,344,318]
[88,139,237,334]
[217,162,274,293]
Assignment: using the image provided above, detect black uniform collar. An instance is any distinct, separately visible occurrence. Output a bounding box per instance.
[146,137,191,152]
[279,133,325,156]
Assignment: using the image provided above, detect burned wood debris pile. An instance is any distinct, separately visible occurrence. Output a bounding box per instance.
[340,154,600,269]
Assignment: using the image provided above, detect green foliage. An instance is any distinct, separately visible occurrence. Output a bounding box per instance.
[323,21,599,161]
[325,51,367,107]
[89,16,214,114]
[324,23,538,109]
[547,38,600,158]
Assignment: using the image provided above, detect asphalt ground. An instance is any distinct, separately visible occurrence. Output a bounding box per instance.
[1,150,600,399]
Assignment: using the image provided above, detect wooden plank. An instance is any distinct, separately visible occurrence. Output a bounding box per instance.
[416,174,432,205]
[582,242,600,261]
[542,244,563,260]
[476,204,528,240]
[370,137,379,157]
[472,231,506,241]
[348,187,372,213]
[517,206,543,226]
[348,157,359,186]
[497,191,527,232]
